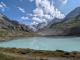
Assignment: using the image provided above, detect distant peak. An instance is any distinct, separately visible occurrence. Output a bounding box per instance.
[65,7,80,19]
[0,13,4,17]
[75,7,80,10]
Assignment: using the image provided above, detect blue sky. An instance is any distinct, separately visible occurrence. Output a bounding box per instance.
[0,0,80,25]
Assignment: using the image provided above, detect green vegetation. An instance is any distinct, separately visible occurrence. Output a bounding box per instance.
[0,29,38,40]
[0,30,8,37]
[0,53,20,60]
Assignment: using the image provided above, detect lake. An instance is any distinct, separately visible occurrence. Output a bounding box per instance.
[0,37,80,51]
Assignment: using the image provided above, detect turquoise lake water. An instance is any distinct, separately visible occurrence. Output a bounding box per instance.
[0,37,80,51]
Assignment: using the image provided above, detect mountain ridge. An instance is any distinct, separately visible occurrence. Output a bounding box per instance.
[65,7,80,19]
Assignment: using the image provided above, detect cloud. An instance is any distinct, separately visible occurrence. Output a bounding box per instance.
[32,17,43,23]
[0,4,3,8]
[0,2,7,8]
[0,2,7,12]
[33,8,43,17]
[34,0,65,19]
[59,0,68,4]
[21,16,29,20]
[28,0,65,28]
[27,14,33,17]
[1,2,7,7]
[29,0,34,2]
[31,21,38,26]
[17,7,25,13]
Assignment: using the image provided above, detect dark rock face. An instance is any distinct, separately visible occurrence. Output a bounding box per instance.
[68,27,80,36]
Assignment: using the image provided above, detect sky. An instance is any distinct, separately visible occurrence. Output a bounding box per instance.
[0,0,80,27]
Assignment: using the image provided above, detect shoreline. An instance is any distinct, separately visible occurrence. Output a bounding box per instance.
[0,35,80,42]
[0,32,40,42]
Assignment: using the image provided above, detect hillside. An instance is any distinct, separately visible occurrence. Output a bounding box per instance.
[0,13,37,40]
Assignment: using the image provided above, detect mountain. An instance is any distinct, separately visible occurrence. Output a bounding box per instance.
[50,7,80,36]
[65,7,80,19]
[0,13,37,40]
[37,7,80,36]
[0,13,31,32]
[1,7,80,38]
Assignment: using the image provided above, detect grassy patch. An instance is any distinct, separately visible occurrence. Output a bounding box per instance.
[0,30,8,37]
